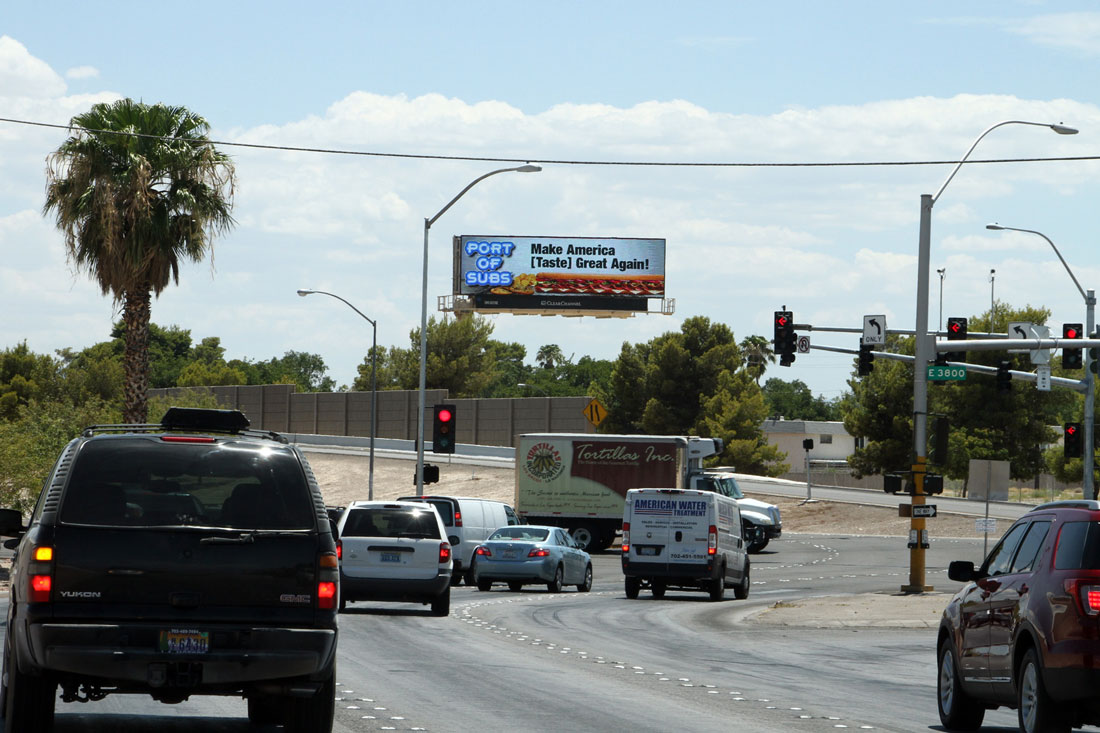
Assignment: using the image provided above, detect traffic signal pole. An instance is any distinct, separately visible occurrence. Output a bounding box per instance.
[1086,290,1096,499]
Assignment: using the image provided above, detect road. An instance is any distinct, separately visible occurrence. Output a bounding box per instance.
[3,531,1060,732]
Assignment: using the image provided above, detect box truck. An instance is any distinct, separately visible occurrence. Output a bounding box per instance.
[515,433,781,553]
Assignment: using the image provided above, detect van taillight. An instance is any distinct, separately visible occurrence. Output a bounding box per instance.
[29,545,54,602]
[621,522,630,553]
[454,510,462,527]
[439,542,452,564]
[708,525,718,556]
[317,582,336,610]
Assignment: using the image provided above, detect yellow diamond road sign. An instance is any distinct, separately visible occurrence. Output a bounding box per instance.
[583,398,608,427]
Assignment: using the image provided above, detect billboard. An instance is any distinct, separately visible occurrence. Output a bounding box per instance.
[454,235,666,313]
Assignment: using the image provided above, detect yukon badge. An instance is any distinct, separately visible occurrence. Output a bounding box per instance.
[59,590,102,599]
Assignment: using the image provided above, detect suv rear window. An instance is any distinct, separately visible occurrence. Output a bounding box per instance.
[343,507,441,539]
[1055,521,1100,570]
[59,438,314,529]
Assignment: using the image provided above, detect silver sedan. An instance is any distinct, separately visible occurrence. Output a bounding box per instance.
[470,525,593,593]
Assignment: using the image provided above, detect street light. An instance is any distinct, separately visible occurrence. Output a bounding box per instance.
[908,119,1077,593]
[297,288,378,500]
[986,223,1095,497]
[517,382,548,396]
[936,268,946,331]
[416,164,542,495]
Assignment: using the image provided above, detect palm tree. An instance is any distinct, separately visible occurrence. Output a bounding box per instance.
[740,335,775,384]
[535,344,565,370]
[44,99,236,423]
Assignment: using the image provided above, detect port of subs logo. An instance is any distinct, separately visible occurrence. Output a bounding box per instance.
[524,442,565,482]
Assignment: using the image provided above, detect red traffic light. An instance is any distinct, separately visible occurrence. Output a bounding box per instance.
[949,322,961,333]
[775,314,788,327]
[1067,327,1080,339]
[1067,425,1078,437]
[437,408,453,423]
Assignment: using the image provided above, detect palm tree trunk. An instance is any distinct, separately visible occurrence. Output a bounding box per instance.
[121,287,152,424]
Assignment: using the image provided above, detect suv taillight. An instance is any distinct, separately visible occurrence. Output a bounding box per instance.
[1066,579,1100,616]
[621,522,630,553]
[439,542,452,564]
[708,525,718,556]
[317,551,339,610]
[30,545,54,603]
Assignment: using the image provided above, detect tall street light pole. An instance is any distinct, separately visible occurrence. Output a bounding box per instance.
[907,119,1077,593]
[986,224,1095,498]
[297,288,378,500]
[416,164,542,495]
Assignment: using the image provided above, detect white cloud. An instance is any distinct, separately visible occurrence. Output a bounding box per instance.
[0,36,66,98]
[1005,12,1100,56]
[64,65,99,80]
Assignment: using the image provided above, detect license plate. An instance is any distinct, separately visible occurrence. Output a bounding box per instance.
[501,550,518,559]
[380,552,401,563]
[639,547,658,556]
[158,629,209,654]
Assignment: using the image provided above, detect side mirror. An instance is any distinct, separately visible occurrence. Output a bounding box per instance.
[0,508,24,537]
[948,560,980,582]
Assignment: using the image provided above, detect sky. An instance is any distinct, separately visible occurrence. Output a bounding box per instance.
[2,1,1099,403]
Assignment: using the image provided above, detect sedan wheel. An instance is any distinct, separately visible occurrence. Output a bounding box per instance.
[547,565,564,593]
[577,564,593,592]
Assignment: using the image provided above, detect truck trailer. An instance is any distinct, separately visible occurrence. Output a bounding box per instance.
[514,433,781,553]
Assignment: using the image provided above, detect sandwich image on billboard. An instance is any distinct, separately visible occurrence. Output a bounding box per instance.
[455,235,666,313]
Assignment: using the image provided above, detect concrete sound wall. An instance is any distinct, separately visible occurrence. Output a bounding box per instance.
[149,385,595,447]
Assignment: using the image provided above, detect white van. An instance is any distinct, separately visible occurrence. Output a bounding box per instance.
[398,495,520,585]
[621,488,750,601]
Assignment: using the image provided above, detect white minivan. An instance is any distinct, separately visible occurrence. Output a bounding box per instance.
[398,495,520,585]
[621,488,750,601]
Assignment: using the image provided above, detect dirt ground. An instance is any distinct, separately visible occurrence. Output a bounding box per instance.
[306,450,991,539]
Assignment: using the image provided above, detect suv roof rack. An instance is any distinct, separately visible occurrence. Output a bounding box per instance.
[81,407,288,444]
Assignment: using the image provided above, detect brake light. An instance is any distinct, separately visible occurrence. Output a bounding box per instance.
[317,582,336,610]
[454,510,462,527]
[475,546,492,557]
[708,525,718,556]
[29,545,53,602]
[528,548,550,558]
[160,436,216,443]
[621,522,630,553]
[1066,579,1100,616]
[335,540,342,560]
[439,542,452,564]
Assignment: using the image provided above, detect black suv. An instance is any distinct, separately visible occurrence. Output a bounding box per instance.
[0,408,339,732]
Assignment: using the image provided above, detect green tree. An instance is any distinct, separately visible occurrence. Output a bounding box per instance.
[535,344,566,370]
[696,369,788,476]
[762,378,840,421]
[740,334,775,384]
[176,361,248,387]
[840,334,915,477]
[600,316,740,435]
[0,343,64,420]
[44,99,236,423]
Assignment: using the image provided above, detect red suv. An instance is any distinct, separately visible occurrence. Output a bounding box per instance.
[938,500,1100,733]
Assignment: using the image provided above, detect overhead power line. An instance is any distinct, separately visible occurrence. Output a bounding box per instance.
[1,114,1097,168]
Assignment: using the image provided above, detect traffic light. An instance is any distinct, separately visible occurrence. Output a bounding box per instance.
[945,317,968,362]
[996,360,1012,392]
[432,404,457,454]
[774,310,796,367]
[1065,423,1083,459]
[857,344,875,376]
[924,474,944,495]
[1063,323,1084,370]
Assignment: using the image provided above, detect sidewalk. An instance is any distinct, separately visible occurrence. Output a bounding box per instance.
[745,591,951,628]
